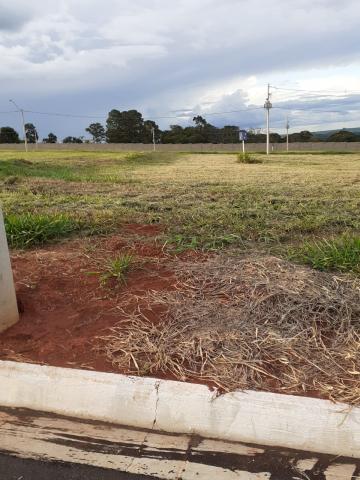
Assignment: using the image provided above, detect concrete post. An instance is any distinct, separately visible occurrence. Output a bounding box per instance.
[0,209,19,332]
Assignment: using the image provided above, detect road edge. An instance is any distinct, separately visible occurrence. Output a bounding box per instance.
[0,360,359,457]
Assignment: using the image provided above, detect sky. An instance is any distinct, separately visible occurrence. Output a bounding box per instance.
[1,0,360,140]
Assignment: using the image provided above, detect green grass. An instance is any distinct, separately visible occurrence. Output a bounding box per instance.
[4,213,80,249]
[293,236,360,273]
[99,254,135,286]
[1,150,360,274]
[236,153,263,164]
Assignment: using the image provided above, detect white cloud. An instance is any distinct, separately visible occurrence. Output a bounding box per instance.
[0,0,360,137]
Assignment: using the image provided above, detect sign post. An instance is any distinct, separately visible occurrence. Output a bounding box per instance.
[0,208,19,333]
[239,130,248,156]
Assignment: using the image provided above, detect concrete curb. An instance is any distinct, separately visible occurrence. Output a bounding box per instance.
[0,360,359,457]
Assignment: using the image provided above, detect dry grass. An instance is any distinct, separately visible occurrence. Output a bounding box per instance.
[2,151,360,252]
[100,255,360,404]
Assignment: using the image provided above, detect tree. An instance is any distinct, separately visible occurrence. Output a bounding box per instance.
[63,136,83,143]
[43,132,57,143]
[0,127,20,143]
[247,131,266,143]
[269,133,283,143]
[192,115,207,129]
[327,130,360,142]
[162,125,186,144]
[106,109,144,143]
[289,130,316,143]
[221,126,240,143]
[191,116,219,143]
[85,123,105,143]
[25,123,38,143]
[143,120,161,143]
[106,109,121,142]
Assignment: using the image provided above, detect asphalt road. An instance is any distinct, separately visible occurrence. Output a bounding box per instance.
[0,454,152,480]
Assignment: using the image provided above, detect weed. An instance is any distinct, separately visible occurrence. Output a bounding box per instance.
[292,236,360,273]
[171,234,200,251]
[99,253,135,286]
[4,213,79,249]
[236,153,263,164]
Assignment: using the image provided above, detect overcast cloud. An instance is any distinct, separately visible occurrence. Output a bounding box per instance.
[1,0,360,139]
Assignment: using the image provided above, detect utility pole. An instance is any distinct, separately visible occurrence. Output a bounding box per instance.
[264,84,272,155]
[9,99,28,153]
[286,116,290,152]
[151,127,156,151]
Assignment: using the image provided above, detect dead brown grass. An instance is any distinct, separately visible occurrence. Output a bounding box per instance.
[100,255,360,404]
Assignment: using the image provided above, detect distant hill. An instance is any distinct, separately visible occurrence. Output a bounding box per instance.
[312,128,360,140]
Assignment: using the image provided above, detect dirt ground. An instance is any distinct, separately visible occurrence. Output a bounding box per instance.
[1,225,359,405]
[0,225,192,373]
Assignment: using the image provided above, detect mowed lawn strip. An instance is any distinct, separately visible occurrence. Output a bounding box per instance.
[1,150,359,271]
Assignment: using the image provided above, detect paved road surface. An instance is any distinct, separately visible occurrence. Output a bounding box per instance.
[0,407,359,479]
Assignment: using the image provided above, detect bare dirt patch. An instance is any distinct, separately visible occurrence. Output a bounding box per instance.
[0,225,178,372]
[1,232,359,405]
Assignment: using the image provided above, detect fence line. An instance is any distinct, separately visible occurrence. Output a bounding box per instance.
[0,142,360,152]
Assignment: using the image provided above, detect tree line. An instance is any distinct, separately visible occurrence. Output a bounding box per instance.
[1,110,360,144]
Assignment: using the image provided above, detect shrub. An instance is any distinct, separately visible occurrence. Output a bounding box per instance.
[236,153,262,164]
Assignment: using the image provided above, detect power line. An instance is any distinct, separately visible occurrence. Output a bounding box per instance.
[271,85,360,97]
[24,110,107,119]
[274,106,353,114]
[15,106,264,121]
[151,107,263,120]
[10,99,354,122]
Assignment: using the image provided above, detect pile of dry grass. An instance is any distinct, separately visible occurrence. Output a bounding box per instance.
[100,255,360,404]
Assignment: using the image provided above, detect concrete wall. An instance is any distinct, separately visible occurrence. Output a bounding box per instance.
[0,142,360,152]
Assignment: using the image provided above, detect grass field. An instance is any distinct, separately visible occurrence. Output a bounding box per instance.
[1,149,359,271]
[1,149,360,402]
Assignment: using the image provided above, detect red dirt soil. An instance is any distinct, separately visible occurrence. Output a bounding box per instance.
[0,225,187,374]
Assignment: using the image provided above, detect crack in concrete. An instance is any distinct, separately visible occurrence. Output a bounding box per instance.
[152,380,161,430]
[125,379,162,474]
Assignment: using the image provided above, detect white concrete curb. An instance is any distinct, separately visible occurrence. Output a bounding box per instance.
[0,360,359,458]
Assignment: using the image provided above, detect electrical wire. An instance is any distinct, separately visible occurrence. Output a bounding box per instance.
[13,106,264,121]
[270,85,360,97]
[274,106,351,115]
[24,110,107,119]
[151,107,263,120]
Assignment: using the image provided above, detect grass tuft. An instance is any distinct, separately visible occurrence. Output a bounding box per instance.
[4,213,79,249]
[99,253,135,286]
[236,153,263,164]
[293,236,360,273]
